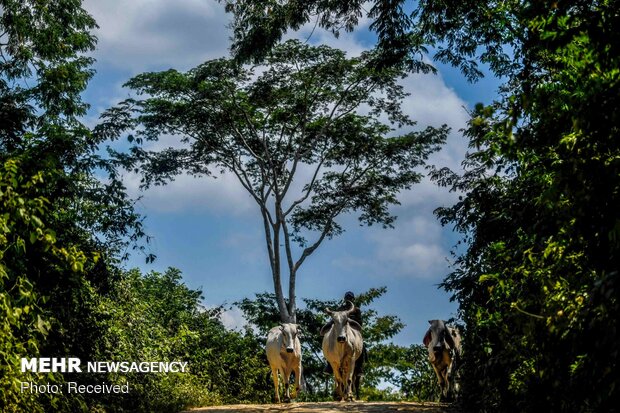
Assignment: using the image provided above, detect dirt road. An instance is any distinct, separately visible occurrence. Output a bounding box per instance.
[185,401,458,413]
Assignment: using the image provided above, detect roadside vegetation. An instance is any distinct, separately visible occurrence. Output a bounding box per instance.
[2,0,617,412]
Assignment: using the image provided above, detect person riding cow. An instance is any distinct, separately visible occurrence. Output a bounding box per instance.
[321,300,363,401]
[321,291,368,399]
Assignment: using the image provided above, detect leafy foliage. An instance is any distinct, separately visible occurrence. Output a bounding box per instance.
[369,343,439,402]
[1,0,148,260]
[98,39,448,323]
[1,1,152,411]
[0,0,97,127]
[0,158,91,412]
[83,268,271,412]
[423,1,620,411]
[221,0,434,73]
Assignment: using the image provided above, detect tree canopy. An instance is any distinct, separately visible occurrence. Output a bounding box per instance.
[1,1,147,410]
[98,39,448,323]
[221,0,431,72]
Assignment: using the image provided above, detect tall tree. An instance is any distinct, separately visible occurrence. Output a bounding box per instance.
[98,40,447,323]
[1,0,146,259]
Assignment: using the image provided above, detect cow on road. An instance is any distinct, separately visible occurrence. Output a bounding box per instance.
[266,323,303,403]
[321,302,363,401]
[423,319,462,401]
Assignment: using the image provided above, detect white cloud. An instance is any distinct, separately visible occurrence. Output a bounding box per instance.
[203,305,248,331]
[218,306,248,331]
[124,170,256,216]
[400,69,470,171]
[354,66,468,280]
[380,241,448,278]
[360,210,453,280]
[84,0,231,71]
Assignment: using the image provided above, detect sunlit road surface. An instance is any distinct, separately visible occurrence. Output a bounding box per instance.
[185,401,459,413]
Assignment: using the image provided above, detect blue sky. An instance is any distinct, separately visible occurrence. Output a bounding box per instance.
[81,0,500,347]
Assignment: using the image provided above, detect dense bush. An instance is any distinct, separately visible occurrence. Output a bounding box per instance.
[80,267,272,412]
[0,158,93,412]
[425,1,619,411]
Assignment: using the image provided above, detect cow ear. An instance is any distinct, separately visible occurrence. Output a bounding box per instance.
[279,325,284,331]
[423,329,432,347]
[347,319,362,331]
[428,320,433,325]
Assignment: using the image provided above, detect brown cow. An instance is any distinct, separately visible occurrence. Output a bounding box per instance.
[423,319,462,401]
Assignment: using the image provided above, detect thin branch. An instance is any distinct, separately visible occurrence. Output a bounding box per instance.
[279,76,369,200]
[284,155,326,216]
[512,303,546,320]
[230,123,264,163]
[226,84,281,199]
[293,218,334,273]
[302,14,320,45]
[227,155,275,226]
[291,150,385,273]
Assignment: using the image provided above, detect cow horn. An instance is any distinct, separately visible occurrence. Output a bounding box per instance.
[344,300,355,315]
[325,307,334,315]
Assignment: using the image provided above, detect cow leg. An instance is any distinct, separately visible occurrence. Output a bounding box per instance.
[345,375,353,400]
[353,372,361,400]
[446,357,460,401]
[283,367,291,403]
[271,367,281,403]
[447,363,460,400]
[341,359,355,401]
[353,352,363,400]
[442,368,451,400]
[293,362,302,398]
[438,367,450,401]
[432,363,443,386]
[339,365,350,401]
[431,364,447,401]
[333,363,344,401]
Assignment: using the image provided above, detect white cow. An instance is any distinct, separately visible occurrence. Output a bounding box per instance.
[321,302,363,401]
[265,323,303,403]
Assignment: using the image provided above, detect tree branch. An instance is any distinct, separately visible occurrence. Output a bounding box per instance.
[283,155,326,216]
